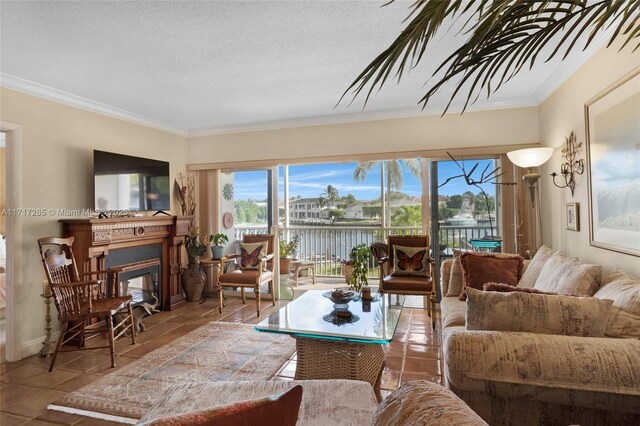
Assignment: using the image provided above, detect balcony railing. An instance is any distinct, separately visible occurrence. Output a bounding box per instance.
[234,223,494,278]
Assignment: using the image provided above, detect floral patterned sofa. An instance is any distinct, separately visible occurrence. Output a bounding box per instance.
[439,247,640,426]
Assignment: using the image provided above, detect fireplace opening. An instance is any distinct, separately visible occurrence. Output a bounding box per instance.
[121,272,158,306]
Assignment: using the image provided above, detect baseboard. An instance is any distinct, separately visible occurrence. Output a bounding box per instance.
[21,331,59,359]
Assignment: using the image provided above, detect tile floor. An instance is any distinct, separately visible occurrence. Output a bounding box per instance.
[0,288,442,425]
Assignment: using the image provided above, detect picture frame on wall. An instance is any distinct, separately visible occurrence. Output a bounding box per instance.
[565,203,579,231]
[585,67,640,257]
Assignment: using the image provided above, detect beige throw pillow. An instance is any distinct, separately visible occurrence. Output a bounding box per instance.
[594,270,640,339]
[465,288,613,337]
[517,245,556,288]
[445,250,463,297]
[534,253,601,295]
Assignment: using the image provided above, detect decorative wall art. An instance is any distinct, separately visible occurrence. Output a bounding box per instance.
[585,67,640,257]
[223,183,234,201]
[565,203,579,231]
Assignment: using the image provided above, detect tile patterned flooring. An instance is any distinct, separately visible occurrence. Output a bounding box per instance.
[0,290,442,425]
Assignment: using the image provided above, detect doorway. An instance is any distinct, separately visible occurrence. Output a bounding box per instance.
[429,156,502,298]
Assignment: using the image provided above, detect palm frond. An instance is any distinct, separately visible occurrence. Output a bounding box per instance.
[342,0,640,113]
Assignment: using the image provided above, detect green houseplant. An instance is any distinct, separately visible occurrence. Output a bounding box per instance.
[279,234,299,274]
[210,233,229,259]
[348,244,370,294]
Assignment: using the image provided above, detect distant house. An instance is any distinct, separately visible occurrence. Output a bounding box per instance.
[290,197,328,221]
[438,195,449,208]
[344,205,364,219]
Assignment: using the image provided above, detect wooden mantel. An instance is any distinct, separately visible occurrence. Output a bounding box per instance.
[60,215,192,310]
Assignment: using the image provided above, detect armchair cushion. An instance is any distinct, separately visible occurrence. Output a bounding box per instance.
[458,252,523,301]
[382,274,433,293]
[239,242,266,270]
[465,287,613,337]
[219,269,273,285]
[391,245,430,277]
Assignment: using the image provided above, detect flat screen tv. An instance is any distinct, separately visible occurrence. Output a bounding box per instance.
[94,150,170,213]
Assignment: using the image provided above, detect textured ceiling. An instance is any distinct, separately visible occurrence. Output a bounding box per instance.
[0,1,601,135]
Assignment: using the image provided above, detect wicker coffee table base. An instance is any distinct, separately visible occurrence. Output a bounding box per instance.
[294,337,385,386]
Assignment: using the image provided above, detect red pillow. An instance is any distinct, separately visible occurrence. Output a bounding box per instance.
[483,282,557,295]
[459,252,523,301]
[142,385,303,426]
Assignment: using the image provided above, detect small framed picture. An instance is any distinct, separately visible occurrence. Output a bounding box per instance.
[566,202,579,231]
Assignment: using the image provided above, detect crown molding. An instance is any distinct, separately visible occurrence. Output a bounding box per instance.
[1,72,541,139]
[187,97,539,137]
[0,73,189,137]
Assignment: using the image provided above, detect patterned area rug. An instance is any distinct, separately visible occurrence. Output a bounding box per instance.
[48,322,295,424]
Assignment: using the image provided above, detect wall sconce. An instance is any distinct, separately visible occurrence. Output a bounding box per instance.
[550,131,584,197]
[506,147,554,204]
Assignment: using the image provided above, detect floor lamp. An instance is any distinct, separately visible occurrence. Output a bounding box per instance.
[507,147,554,254]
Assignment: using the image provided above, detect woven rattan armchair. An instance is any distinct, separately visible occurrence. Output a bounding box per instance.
[38,237,136,371]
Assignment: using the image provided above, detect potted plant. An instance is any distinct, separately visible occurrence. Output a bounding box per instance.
[279,234,299,274]
[210,233,228,259]
[182,227,211,302]
[347,244,371,297]
[341,259,353,284]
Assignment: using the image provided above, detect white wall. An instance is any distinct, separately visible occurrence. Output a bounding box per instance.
[189,107,540,164]
[0,88,188,358]
[539,42,640,277]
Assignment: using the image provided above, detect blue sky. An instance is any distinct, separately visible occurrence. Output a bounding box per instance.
[233,159,499,201]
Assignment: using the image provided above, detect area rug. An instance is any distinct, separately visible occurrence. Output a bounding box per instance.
[48,322,295,424]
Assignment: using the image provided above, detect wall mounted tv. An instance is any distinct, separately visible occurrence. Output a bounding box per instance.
[94,150,170,212]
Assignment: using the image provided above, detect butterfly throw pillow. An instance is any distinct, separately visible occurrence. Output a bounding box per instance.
[391,245,430,277]
[239,242,266,270]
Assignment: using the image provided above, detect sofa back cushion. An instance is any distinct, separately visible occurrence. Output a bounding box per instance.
[534,253,601,295]
[517,245,556,288]
[459,252,523,301]
[594,270,640,339]
[466,287,612,337]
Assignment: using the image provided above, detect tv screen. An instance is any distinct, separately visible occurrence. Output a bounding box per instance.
[94,150,170,212]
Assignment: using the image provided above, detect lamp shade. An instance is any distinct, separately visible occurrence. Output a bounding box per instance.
[507,147,554,168]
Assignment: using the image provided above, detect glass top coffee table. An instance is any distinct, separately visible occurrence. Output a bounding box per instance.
[255,289,404,386]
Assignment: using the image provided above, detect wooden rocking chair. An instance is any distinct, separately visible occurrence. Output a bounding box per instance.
[38,237,136,371]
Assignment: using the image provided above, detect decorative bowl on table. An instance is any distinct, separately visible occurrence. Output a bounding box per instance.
[323,289,357,305]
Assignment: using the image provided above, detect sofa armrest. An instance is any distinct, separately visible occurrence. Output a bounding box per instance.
[444,330,640,398]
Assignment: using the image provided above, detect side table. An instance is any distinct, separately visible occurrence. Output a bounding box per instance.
[200,256,233,303]
[290,261,316,287]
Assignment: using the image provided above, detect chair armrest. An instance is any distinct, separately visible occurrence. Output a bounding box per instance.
[377,256,390,266]
[224,253,241,261]
[262,253,274,262]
